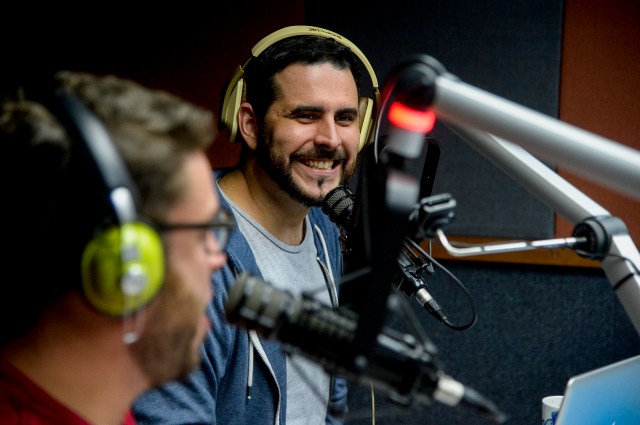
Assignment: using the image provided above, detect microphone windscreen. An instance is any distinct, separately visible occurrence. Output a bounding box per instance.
[321,186,355,229]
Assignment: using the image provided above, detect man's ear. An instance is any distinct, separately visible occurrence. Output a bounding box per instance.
[237,103,259,150]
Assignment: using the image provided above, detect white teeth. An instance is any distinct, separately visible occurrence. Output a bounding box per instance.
[304,160,333,170]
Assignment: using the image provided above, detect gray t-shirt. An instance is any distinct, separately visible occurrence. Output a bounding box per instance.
[223,193,332,425]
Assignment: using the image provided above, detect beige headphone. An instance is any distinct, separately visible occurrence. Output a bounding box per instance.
[219,25,380,152]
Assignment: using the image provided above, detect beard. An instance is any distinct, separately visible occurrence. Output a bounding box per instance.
[254,133,357,207]
[129,268,204,386]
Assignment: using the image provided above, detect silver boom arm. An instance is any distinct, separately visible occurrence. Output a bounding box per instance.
[423,63,640,334]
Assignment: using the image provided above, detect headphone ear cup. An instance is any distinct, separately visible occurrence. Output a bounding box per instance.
[358,97,374,152]
[220,68,246,144]
[81,222,165,316]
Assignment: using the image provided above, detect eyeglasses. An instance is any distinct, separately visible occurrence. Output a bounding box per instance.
[155,208,236,253]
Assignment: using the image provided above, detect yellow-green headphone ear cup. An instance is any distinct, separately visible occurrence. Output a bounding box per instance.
[81,222,164,316]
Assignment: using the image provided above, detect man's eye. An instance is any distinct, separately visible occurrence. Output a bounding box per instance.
[337,114,357,124]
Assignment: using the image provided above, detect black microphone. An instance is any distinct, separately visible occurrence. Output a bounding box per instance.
[397,250,445,322]
[224,273,507,424]
[321,185,356,235]
[322,185,446,322]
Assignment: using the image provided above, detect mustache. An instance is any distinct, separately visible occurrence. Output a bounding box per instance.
[292,148,347,162]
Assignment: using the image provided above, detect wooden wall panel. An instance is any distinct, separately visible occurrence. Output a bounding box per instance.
[557,0,640,245]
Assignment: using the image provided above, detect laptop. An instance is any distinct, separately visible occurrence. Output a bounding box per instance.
[554,353,640,425]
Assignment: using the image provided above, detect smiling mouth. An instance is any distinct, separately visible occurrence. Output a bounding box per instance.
[301,159,338,170]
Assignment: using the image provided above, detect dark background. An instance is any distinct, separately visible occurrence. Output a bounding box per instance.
[307,1,562,239]
[3,1,640,424]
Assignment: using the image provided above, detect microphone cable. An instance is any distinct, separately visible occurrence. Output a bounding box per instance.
[403,237,478,331]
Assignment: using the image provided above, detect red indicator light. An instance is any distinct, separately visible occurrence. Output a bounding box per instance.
[388,102,436,133]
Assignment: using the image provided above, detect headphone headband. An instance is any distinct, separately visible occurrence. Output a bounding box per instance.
[53,91,139,224]
[251,26,379,89]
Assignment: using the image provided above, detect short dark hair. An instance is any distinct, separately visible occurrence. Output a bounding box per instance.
[243,35,365,133]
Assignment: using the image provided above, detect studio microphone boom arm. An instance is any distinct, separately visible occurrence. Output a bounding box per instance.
[401,55,640,335]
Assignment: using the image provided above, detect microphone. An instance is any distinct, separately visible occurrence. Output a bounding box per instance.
[321,185,356,235]
[322,185,446,322]
[397,250,445,322]
[224,272,507,423]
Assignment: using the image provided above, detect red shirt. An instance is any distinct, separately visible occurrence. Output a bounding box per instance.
[0,357,136,425]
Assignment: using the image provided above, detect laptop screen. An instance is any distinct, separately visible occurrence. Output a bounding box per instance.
[554,354,640,425]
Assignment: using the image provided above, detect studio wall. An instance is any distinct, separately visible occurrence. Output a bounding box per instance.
[342,261,640,424]
[307,0,563,240]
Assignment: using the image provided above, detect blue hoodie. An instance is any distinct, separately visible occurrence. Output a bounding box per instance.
[132,176,348,425]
